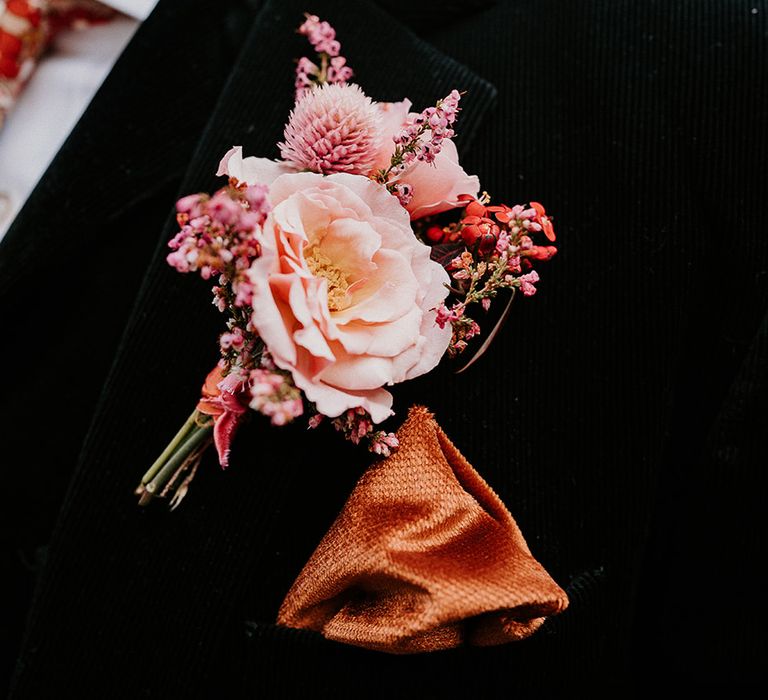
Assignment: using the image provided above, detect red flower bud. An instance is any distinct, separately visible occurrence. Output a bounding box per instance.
[0,56,20,79]
[478,232,497,254]
[462,216,500,251]
[462,224,481,246]
[464,200,487,218]
[0,31,23,57]
[526,245,558,260]
[425,225,445,243]
[8,0,41,25]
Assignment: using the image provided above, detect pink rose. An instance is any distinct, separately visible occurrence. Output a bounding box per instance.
[373,100,480,220]
[243,168,451,423]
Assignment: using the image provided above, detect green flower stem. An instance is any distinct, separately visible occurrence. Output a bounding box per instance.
[317,53,329,83]
[140,411,199,486]
[160,438,209,499]
[143,421,213,498]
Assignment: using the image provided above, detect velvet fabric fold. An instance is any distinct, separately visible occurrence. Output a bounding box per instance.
[278,406,568,653]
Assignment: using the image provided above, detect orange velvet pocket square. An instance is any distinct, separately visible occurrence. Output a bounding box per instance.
[278,406,568,653]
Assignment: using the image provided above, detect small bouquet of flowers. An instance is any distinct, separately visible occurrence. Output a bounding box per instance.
[136,14,557,508]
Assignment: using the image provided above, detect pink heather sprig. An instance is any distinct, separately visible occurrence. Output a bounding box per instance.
[167,181,271,373]
[370,431,400,457]
[431,197,557,358]
[249,367,304,426]
[299,13,341,55]
[319,408,400,457]
[375,90,462,188]
[168,185,266,280]
[295,14,353,101]
[393,182,413,207]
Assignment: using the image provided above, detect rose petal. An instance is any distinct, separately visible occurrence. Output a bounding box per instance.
[332,248,419,324]
[249,171,450,424]
[218,146,295,186]
[334,306,422,357]
[318,350,398,391]
[401,140,480,220]
[284,348,394,423]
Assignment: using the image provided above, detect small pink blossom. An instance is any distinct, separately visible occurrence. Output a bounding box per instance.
[332,407,371,445]
[393,182,413,206]
[448,251,475,281]
[176,193,204,215]
[370,431,399,456]
[295,57,320,95]
[249,368,304,426]
[465,320,481,339]
[232,279,254,307]
[327,55,353,83]
[331,408,399,455]
[435,302,465,329]
[495,230,510,254]
[166,184,268,287]
[452,268,471,280]
[519,270,540,296]
[262,397,304,426]
[299,14,341,57]
[295,15,353,100]
[219,327,245,351]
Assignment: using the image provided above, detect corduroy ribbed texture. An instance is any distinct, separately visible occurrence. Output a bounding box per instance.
[0,0,256,692]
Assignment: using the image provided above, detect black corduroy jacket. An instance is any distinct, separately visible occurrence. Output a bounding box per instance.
[2,0,767,695]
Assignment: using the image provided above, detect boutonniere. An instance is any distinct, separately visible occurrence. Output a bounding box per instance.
[134,10,568,655]
[135,13,557,508]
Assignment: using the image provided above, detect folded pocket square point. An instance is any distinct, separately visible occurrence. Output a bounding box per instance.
[278,405,568,653]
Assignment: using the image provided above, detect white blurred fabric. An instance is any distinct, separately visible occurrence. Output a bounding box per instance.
[0,1,157,241]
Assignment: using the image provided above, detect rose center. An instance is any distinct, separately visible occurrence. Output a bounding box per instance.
[305,246,351,311]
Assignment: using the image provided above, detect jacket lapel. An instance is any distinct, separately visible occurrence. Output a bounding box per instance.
[11,1,496,696]
[0,0,259,522]
[1,5,259,676]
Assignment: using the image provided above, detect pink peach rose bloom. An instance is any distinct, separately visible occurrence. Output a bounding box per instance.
[220,149,451,422]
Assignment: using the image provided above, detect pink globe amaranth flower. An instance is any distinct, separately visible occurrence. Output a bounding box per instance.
[247,171,451,423]
[279,83,381,175]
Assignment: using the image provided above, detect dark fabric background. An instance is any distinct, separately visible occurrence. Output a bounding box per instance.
[2,0,766,695]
